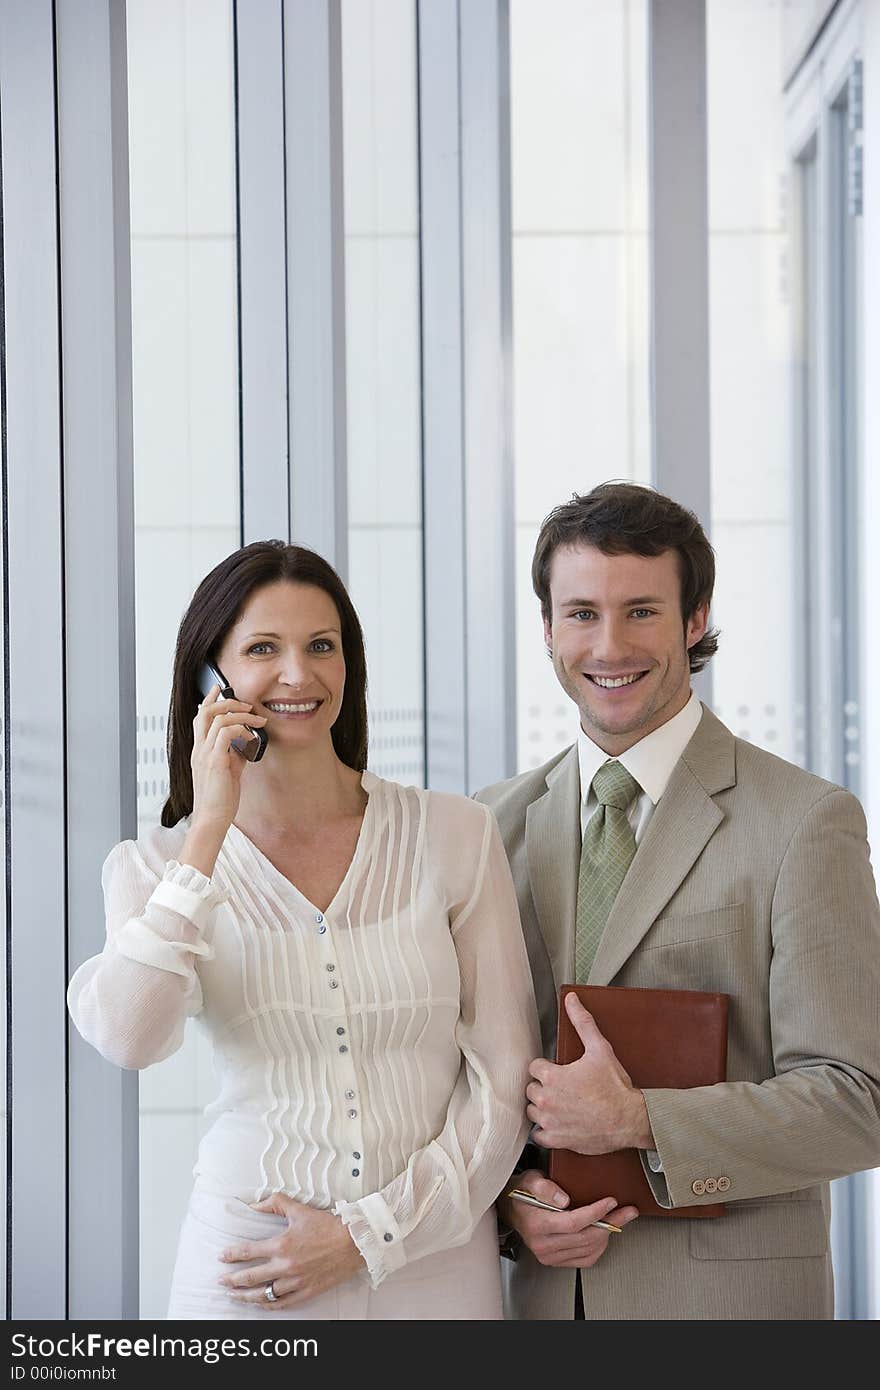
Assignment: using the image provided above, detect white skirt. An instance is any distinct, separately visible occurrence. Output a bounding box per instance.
[167,1190,504,1321]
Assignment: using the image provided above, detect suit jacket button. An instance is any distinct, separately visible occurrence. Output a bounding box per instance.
[717,1176,731,1192]
[704,1177,718,1194]
[691,1179,706,1196]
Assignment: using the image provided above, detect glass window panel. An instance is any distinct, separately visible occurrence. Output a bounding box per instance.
[707,0,796,761]
[510,0,651,771]
[127,0,239,1319]
[341,0,425,788]
[781,0,838,79]
[792,140,819,776]
[831,89,861,796]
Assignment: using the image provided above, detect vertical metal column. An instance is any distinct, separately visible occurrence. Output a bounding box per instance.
[56,0,138,1320]
[460,0,516,793]
[857,0,880,1323]
[235,0,290,544]
[283,0,348,574]
[648,0,713,703]
[419,0,515,793]
[0,0,68,1320]
[418,0,467,792]
[648,0,711,517]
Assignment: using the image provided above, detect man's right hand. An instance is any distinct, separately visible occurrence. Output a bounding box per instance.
[498,1169,638,1268]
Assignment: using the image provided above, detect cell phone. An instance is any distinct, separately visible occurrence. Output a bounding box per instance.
[196,660,268,763]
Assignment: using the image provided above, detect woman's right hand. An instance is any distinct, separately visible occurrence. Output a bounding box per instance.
[181,685,268,876]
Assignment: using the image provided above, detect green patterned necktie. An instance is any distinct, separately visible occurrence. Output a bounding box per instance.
[575,760,641,983]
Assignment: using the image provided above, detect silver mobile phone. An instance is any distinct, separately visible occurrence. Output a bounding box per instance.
[196,660,268,763]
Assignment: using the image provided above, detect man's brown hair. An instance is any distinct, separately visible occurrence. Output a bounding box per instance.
[531,481,719,673]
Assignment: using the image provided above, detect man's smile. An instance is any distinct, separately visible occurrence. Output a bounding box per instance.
[585,671,650,689]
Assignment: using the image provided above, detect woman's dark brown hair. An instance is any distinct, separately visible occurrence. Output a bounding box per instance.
[531,481,720,673]
[161,541,368,826]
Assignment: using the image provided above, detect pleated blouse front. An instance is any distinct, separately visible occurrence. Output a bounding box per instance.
[67,773,540,1286]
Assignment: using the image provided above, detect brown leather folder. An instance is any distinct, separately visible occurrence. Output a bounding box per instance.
[548,983,729,1218]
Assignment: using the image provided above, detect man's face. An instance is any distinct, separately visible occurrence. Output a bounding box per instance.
[543,543,708,754]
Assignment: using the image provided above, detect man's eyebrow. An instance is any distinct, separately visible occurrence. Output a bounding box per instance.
[557,596,667,608]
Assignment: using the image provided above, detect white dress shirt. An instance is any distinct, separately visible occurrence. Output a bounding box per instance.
[67,773,539,1289]
[577,691,703,1170]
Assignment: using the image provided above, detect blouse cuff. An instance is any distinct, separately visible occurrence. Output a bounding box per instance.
[113,859,226,980]
[153,859,228,932]
[333,1193,405,1289]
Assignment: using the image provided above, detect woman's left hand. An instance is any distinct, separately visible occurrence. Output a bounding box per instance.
[218,1193,364,1310]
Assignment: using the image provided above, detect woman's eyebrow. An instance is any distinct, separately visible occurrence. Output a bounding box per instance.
[241,628,341,640]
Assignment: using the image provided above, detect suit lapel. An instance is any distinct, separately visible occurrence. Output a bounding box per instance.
[525,745,581,990]
[589,706,737,984]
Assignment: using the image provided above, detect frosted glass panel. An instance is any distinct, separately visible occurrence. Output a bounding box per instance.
[511,0,651,772]
[707,0,795,762]
[127,0,239,1320]
[342,0,425,787]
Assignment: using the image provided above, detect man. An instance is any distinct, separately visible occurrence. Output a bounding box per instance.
[477,482,880,1320]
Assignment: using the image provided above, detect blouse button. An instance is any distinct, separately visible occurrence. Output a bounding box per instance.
[352,1151,361,1160]
[352,1169,360,1178]
[329,980,339,990]
[316,912,324,924]
[345,1089,355,1100]
[383,1233,394,1243]
[347,1108,358,1119]
[317,923,327,935]
[326,963,336,972]
[336,1027,346,1036]
[339,1045,349,1054]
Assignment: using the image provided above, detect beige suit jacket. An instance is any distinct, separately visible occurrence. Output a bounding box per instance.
[477,707,880,1320]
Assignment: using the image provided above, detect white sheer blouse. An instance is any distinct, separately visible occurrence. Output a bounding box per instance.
[67,773,539,1287]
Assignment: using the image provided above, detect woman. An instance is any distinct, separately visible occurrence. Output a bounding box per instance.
[68,541,539,1320]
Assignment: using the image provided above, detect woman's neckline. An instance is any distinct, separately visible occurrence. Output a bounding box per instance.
[227,769,379,917]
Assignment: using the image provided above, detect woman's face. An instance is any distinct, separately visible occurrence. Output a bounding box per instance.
[215,580,346,751]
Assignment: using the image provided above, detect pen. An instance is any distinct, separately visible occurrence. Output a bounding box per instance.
[505,1187,622,1232]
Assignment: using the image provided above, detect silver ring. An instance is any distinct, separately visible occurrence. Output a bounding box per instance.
[265,1281,278,1303]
